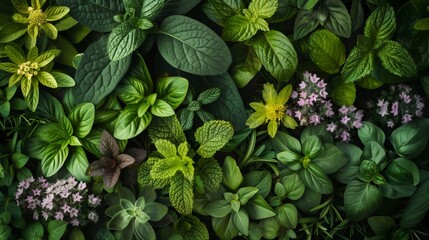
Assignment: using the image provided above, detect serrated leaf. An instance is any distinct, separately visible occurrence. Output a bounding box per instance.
[169,172,194,215]
[148,116,186,145]
[377,40,417,77]
[158,15,232,75]
[41,143,69,177]
[154,139,177,158]
[250,30,298,81]
[108,22,147,61]
[198,87,221,104]
[323,0,351,38]
[249,0,277,18]
[56,0,122,32]
[222,14,260,42]
[70,36,131,105]
[175,215,209,240]
[68,103,95,139]
[342,45,375,83]
[195,120,234,158]
[293,9,319,40]
[308,29,346,74]
[201,0,243,26]
[364,4,396,47]
[197,157,223,192]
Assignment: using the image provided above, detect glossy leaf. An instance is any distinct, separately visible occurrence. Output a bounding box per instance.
[323,0,351,38]
[230,43,262,88]
[342,45,375,83]
[299,164,333,194]
[312,143,349,174]
[157,76,189,109]
[358,121,385,146]
[390,119,429,159]
[68,103,95,139]
[114,105,152,140]
[329,77,356,106]
[364,4,396,47]
[232,209,249,235]
[344,180,383,222]
[66,147,90,182]
[41,143,69,177]
[108,22,147,61]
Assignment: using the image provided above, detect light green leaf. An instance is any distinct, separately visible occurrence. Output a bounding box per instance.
[66,146,90,182]
[48,220,67,240]
[174,215,209,240]
[196,157,223,192]
[230,43,262,88]
[41,143,69,177]
[50,71,75,87]
[272,131,301,153]
[344,180,383,222]
[154,139,177,158]
[276,203,298,229]
[414,17,429,30]
[329,77,356,106]
[249,30,298,81]
[223,156,243,191]
[158,15,232,75]
[45,6,70,21]
[157,76,189,109]
[308,29,346,74]
[114,105,152,140]
[108,22,146,61]
[106,210,133,230]
[222,14,260,42]
[0,22,27,43]
[377,40,417,77]
[68,103,95,139]
[195,120,234,158]
[364,4,396,48]
[232,209,249,235]
[342,45,375,83]
[249,0,277,18]
[323,0,351,38]
[169,172,194,215]
[299,164,333,194]
[201,0,244,26]
[151,99,175,117]
[116,76,151,105]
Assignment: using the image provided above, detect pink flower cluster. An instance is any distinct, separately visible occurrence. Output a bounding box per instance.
[287,71,334,126]
[15,176,101,226]
[327,105,364,142]
[367,84,425,128]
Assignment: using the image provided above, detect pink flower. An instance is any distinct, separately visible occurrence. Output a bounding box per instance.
[32,188,41,196]
[33,212,39,220]
[402,114,413,123]
[391,102,399,116]
[291,91,298,99]
[327,123,337,132]
[399,92,411,103]
[340,116,351,124]
[341,131,351,142]
[77,182,86,190]
[55,212,64,221]
[339,106,348,114]
[61,204,71,213]
[387,121,395,128]
[88,211,99,222]
[69,208,79,218]
[71,219,80,227]
[299,81,307,89]
[88,194,102,207]
[309,115,321,125]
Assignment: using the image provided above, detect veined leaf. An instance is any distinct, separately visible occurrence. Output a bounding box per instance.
[344,180,383,222]
[148,116,186,145]
[377,40,417,77]
[175,215,209,240]
[56,0,122,32]
[108,22,147,61]
[157,15,232,75]
[195,120,234,158]
[232,209,249,236]
[157,76,189,109]
[364,4,396,48]
[390,119,429,159]
[342,45,375,83]
[308,29,346,74]
[323,0,351,38]
[70,36,131,105]
[116,76,151,105]
[68,103,95,139]
[66,146,90,182]
[329,77,356,106]
[196,157,223,192]
[169,172,194,215]
[201,0,244,26]
[41,143,69,177]
[222,14,260,42]
[114,105,152,140]
[350,0,364,31]
[249,0,277,18]
[293,9,319,40]
[154,139,177,158]
[299,164,333,194]
[249,30,298,82]
[230,43,262,88]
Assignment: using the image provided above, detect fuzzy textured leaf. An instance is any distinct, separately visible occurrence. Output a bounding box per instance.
[364,4,396,47]
[148,116,186,145]
[195,120,234,158]
[196,157,223,192]
[169,172,194,215]
[108,22,147,61]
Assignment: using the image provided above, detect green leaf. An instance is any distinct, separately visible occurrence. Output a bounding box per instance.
[400,178,429,228]
[342,45,375,83]
[198,87,221,104]
[222,14,260,42]
[293,9,319,40]
[108,22,146,61]
[414,17,429,30]
[237,187,259,205]
[364,4,396,47]
[312,143,349,174]
[350,0,364,31]
[12,153,28,169]
[114,105,152,140]
[308,29,346,74]
[66,147,90,182]
[244,194,276,220]
[47,220,67,240]
[196,157,223,192]
[70,36,131,105]
[344,180,383,222]
[232,209,249,235]
[362,141,386,165]
[323,0,351,38]
[106,210,133,230]
[41,143,69,177]
[154,139,177,158]
[230,43,262,88]
[276,203,298,229]
[358,121,385,146]
[223,156,243,192]
[249,0,277,18]
[35,91,65,121]
[0,22,27,43]
[377,40,417,77]
[68,103,95,139]
[329,77,356,106]
[272,131,301,153]
[249,30,298,81]
[158,15,232,75]
[24,80,39,112]
[334,143,361,184]
[302,136,323,158]
[157,76,189,109]
[390,119,429,159]
[151,99,175,117]
[116,76,150,105]
[69,229,85,240]
[50,71,75,87]
[280,172,305,200]
[56,0,122,32]
[21,221,43,240]
[195,120,234,158]
[243,171,272,198]
[201,0,243,26]
[175,215,209,240]
[299,164,333,194]
[205,199,232,218]
[139,0,165,20]
[385,158,420,186]
[212,214,238,240]
[148,115,186,145]
[169,172,194,215]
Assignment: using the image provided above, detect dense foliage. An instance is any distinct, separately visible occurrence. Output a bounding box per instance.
[1,0,429,239]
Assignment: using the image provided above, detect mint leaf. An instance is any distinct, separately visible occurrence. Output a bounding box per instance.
[293,9,319,40]
[202,0,244,26]
[195,120,234,158]
[377,40,417,77]
[222,14,260,42]
[169,172,194,215]
[139,0,165,20]
[56,0,122,32]
[250,30,298,82]
[364,4,396,48]
[148,116,186,145]
[196,157,223,192]
[230,43,262,88]
[350,0,364,31]
[107,22,147,61]
[248,0,277,18]
[157,15,232,75]
[175,215,209,240]
[342,45,375,83]
[324,0,352,38]
[308,29,346,74]
[154,139,177,158]
[70,36,131,105]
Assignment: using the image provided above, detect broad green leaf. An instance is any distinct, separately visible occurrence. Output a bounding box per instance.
[148,115,186,145]
[223,156,243,191]
[157,15,232,75]
[323,0,351,38]
[248,0,277,18]
[114,105,152,140]
[212,214,238,240]
[232,209,249,235]
[195,120,234,158]
[244,194,276,220]
[301,124,333,144]
[302,136,323,158]
[158,0,202,19]
[48,220,67,240]
[362,141,386,165]
[230,43,262,88]
[342,45,375,83]
[308,29,346,74]
[174,215,209,240]
[350,0,364,31]
[116,76,151,105]
[157,76,189,109]
[36,92,65,121]
[151,99,175,117]
[368,216,395,235]
[68,103,95,139]
[293,9,319,40]
[415,17,429,30]
[271,131,301,153]
[243,171,272,198]
[222,14,260,42]
[299,164,333,194]
[276,203,298,229]
[21,221,43,240]
[312,143,349,174]
[364,4,396,48]
[24,80,39,112]
[56,0,122,32]
[400,178,429,228]
[198,88,221,104]
[41,143,69,177]
[169,172,194,215]
[280,172,305,200]
[329,77,356,106]
[70,36,131,106]
[390,119,429,159]
[196,157,223,192]
[344,180,383,222]
[358,121,385,146]
[377,40,417,77]
[385,158,420,186]
[201,0,244,26]
[334,143,362,184]
[108,22,147,61]
[66,147,90,182]
[154,139,177,158]
[12,153,28,169]
[106,210,133,230]
[205,200,232,218]
[0,22,27,43]
[144,202,168,222]
[50,71,75,87]
[237,187,259,205]
[249,30,298,81]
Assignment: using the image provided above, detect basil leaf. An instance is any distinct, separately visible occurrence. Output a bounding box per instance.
[358,121,386,146]
[66,146,90,182]
[272,131,301,153]
[249,30,297,82]
[329,77,356,106]
[157,76,188,109]
[323,0,351,38]
[362,141,386,166]
[390,118,429,159]
[56,0,122,32]
[114,105,152,140]
[151,99,175,117]
[243,194,276,220]
[299,164,333,194]
[344,180,383,222]
[312,143,349,174]
[36,91,65,122]
[107,22,147,61]
[400,178,429,228]
[68,103,95,139]
[41,143,69,177]
[157,15,232,75]
[232,209,249,235]
[308,29,346,74]
[350,0,364,31]
[70,36,132,105]
[230,43,262,88]
[377,40,417,77]
[47,220,67,240]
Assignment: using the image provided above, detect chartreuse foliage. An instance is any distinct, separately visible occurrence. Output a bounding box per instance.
[138,115,233,215]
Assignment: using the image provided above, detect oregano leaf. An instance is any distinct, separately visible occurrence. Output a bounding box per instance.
[175,215,209,240]
[169,172,194,215]
[195,120,234,158]
[377,40,417,77]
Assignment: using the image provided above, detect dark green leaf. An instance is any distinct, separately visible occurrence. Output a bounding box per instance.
[350,0,364,31]
[108,22,146,61]
[196,157,223,192]
[364,4,396,47]
[36,91,65,121]
[66,147,90,182]
[377,40,417,77]
[276,203,298,229]
[174,215,209,240]
[367,216,395,235]
[334,143,362,184]
[158,0,202,19]
[344,180,383,222]
[280,172,305,200]
[243,194,276,220]
[212,214,238,240]
[293,9,319,40]
[342,45,375,83]
[243,171,272,198]
[400,178,429,228]
[201,0,243,26]
[301,124,333,144]
[323,0,352,38]
[47,220,67,240]
[299,164,333,194]
[312,143,349,174]
[230,43,262,88]
[302,135,323,158]
[362,141,386,165]
[114,105,152,140]
[358,121,385,146]
[205,200,232,218]
[329,77,356,106]
[291,188,321,213]
[157,76,189,109]
[271,131,301,153]
[232,209,249,235]
[390,118,429,159]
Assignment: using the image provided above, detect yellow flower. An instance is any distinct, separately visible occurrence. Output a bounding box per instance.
[11,0,69,39]
[246,83,298,138]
